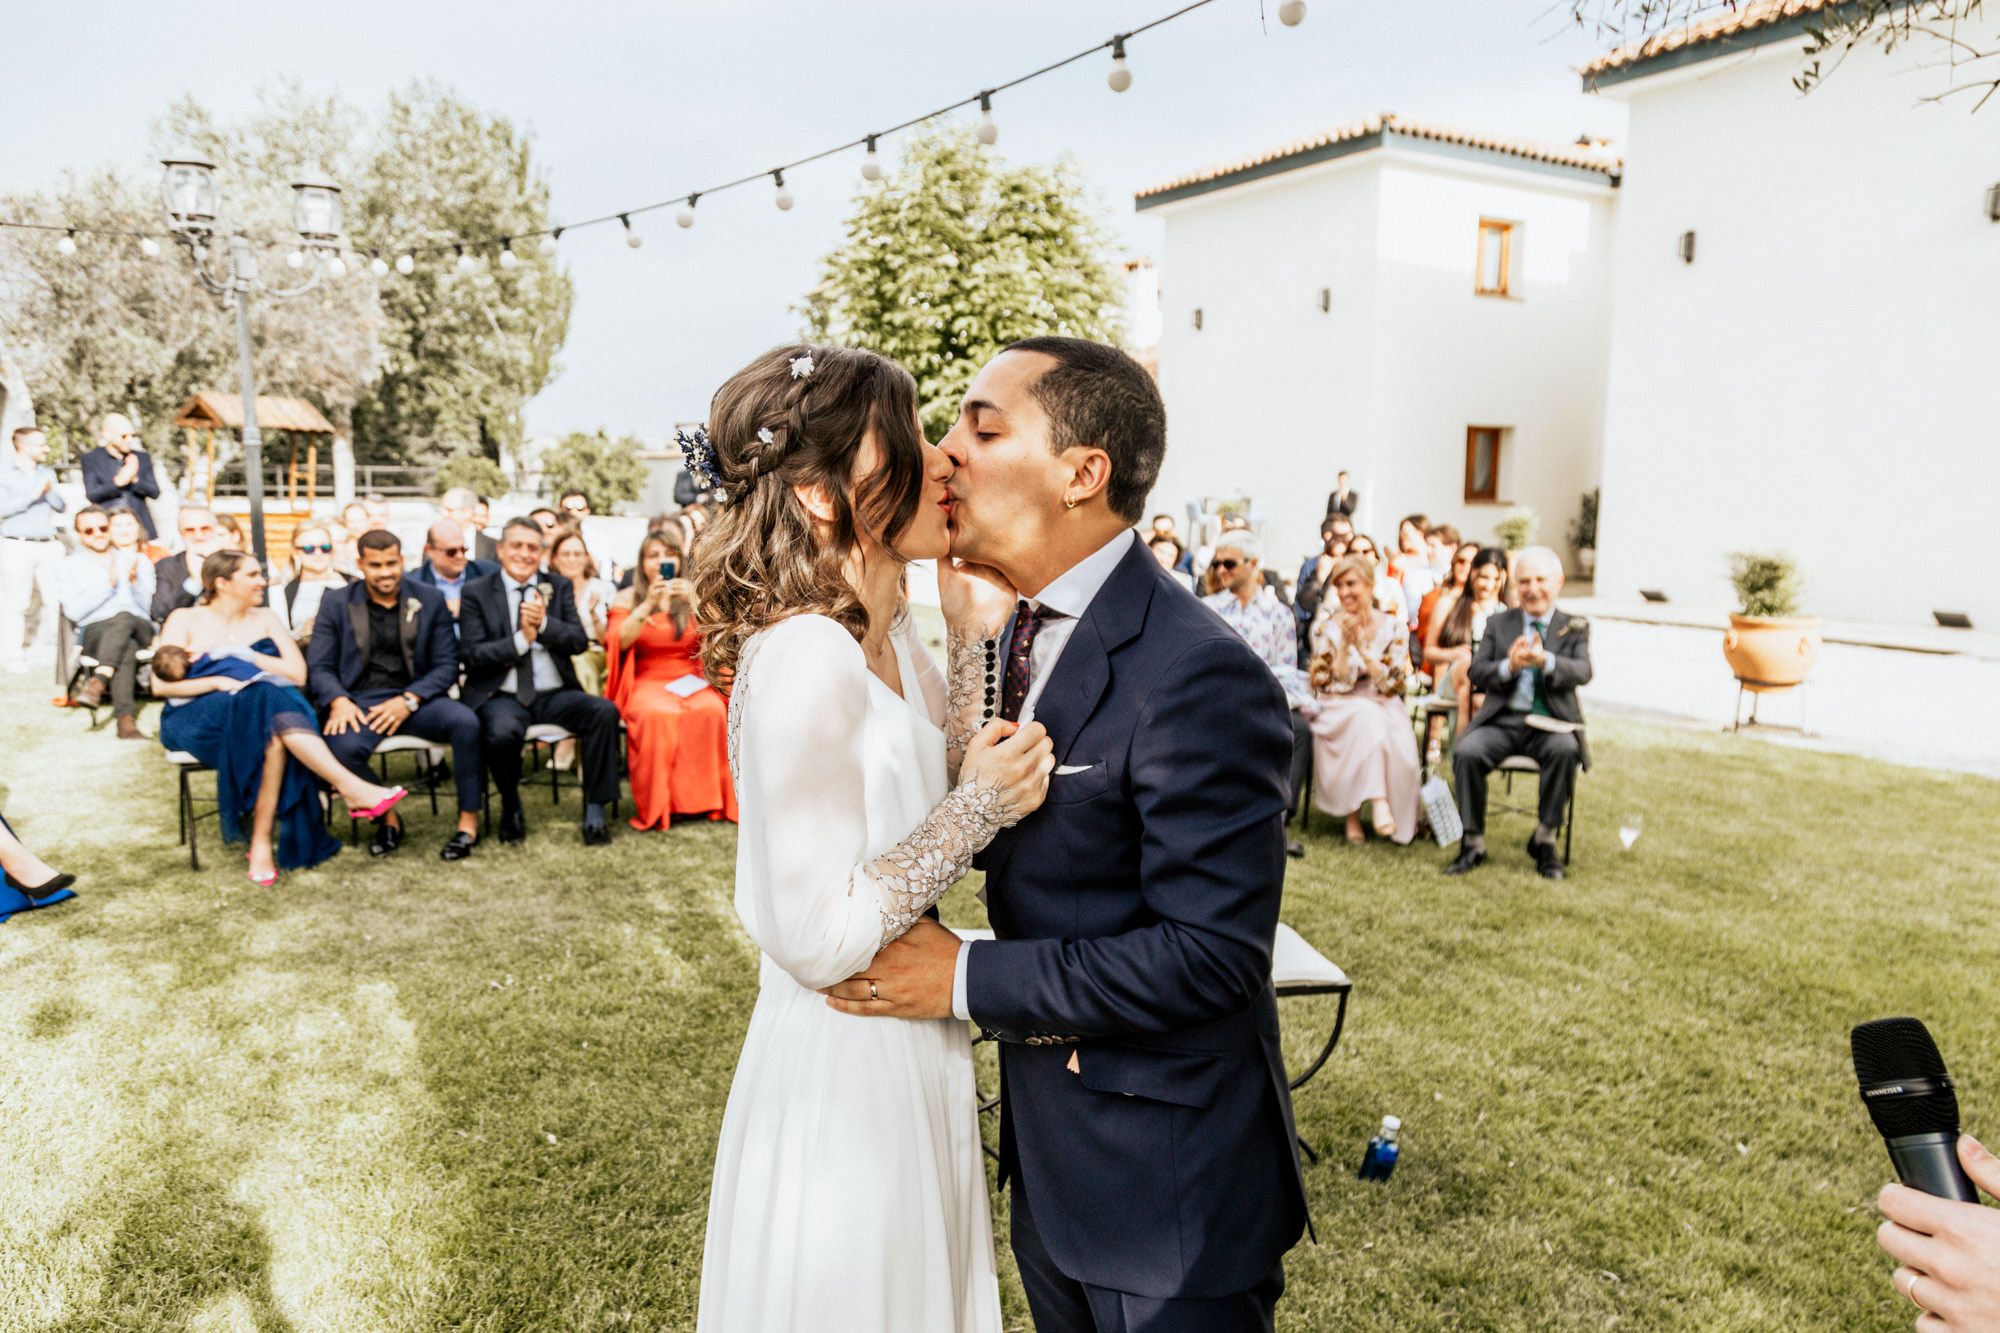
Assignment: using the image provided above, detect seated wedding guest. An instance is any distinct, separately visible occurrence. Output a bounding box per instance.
[605,532,736,831]
[80,414,162,541]
[1202,533,1310,859]
[1876,1133,2000,1330]
[1425,523,1461,575]
[0,809,77,921]
[56,506,156,736]
[107,506,167,564]
[1305,553,1420,846]
[1444,546,1590,881]
[1149,512,1195,576]
[409,518,497,620]
[1427,546,1506,735]
[558,489,591,521]
[274,522,351,647]
[151,505,227,623]
[337,502,371,570]
[157,550,406,883]
[307,529,483,862]
[459,517,623,846]
[1391,513,1435,623]
[1294,516,1347,663]
[528,506,560,541]
[215,512,245,552]
[150,643,190,681]
[548,527,614,695]
[362,493,391,532]
[1147,533,1193,591]
[1344,533,1407,627]
[439,486,499,562]
[1415,532,1471,653]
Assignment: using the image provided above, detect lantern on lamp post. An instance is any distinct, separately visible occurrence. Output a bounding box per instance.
[159,151,346,569]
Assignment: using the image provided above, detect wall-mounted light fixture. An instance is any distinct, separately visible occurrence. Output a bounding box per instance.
[1192,307,1203,330]
[1678,230,1696,263]
[1319,287,1331,313]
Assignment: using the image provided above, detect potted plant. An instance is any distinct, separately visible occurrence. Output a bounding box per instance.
[1568,488,1598,580]
[1721,551,1821,686]
[1492,506,1538,552]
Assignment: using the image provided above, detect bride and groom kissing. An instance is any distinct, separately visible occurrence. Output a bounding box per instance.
[692,336,1307,1332]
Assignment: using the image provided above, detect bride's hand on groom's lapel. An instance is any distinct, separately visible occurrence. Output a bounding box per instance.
[821,918,962,1020]
[938,559,1016,637]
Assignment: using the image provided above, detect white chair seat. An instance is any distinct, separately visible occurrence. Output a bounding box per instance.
[163,749,204,767]
[525,723,575,743]
[372,734,445,758]
[1498,754,1542,773]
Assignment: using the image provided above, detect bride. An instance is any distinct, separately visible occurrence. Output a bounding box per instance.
[691,345,1053,1332]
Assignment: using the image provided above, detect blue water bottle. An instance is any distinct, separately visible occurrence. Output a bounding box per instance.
[1357,1115,1401,1181]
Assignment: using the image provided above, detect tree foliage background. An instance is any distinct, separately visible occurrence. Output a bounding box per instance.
[0,80,570,475]
[803,125,1126,438]
[538,429,648,512]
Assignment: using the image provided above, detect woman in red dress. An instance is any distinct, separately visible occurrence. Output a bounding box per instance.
[605,533,738,830]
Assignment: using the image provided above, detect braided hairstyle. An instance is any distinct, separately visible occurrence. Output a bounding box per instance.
[693,344,928,688]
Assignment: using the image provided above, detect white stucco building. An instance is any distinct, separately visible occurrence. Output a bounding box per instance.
[1582,1,2000,629]
[1136,114,1620,571]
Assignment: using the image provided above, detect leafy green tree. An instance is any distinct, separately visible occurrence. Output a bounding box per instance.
[436,454,511,499]
[804,125,1126,437]
[539,430,646,511]
[348,82,573,467]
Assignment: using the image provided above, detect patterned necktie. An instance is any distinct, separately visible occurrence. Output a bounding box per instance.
[515,583,538,705]
[999,600,1066,723]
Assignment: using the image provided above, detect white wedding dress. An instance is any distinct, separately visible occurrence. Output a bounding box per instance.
[697,612,1004,1333]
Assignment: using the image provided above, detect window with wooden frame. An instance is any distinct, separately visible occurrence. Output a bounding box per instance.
[1465,426,1504,502]
[1475,219,1515,296]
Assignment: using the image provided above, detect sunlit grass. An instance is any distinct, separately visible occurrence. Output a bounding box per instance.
[3,654,1997,1330]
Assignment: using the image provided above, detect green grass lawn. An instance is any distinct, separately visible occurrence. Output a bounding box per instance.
[4,654,1999,1332]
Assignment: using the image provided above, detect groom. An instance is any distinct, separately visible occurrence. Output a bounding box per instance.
[826,337,1308,1330]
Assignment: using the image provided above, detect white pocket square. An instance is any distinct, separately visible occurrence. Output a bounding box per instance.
[1054,764,1094,776]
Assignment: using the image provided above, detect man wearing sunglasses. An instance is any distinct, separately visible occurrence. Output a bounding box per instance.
[150,505,229,624]
[80,413,161,541]
[410,519,499,625]
[55,505,155,737]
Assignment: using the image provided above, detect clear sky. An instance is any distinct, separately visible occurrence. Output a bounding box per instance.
[3,0,1629,439]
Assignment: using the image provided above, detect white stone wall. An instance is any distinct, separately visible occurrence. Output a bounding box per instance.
[1145,147,1615,575]
[1591,23,2000,628]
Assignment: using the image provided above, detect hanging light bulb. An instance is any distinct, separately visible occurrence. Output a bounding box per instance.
[861,135,883,182]
[326,252,349,279]
[456,245,476,273]
[500,239,519,269]
[773,170,794,211]
[539,229,559,256]
[370,253,390,277]
[395,253,415,275]
[1278,0,1306,25]
[139,236,162,258]
[677,194,698,228]
[621,214,644,248]
[976,92,998,146]
[56,230,77,256]
[1107,36,1133,92]
[287,249,306,269]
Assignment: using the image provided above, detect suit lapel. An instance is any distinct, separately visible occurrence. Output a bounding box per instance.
[398,579,419,677]
[347,586,371,665]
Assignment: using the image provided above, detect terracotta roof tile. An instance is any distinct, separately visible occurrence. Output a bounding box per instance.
[1134,114,1622,202]
[1580,0,1838,77]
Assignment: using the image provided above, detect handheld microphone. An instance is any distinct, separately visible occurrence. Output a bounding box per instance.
[1851,1016,1978,1202]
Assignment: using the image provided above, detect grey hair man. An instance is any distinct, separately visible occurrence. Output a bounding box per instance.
[1444,545,1593,880]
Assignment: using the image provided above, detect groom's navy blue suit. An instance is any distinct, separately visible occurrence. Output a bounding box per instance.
[965,537,1308,1328]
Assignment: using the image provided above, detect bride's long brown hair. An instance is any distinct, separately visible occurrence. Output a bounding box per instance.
[693,344,928,688]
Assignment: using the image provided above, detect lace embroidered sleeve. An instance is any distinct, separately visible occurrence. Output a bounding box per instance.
[943,626,1000,784]
[866,773,1017,948]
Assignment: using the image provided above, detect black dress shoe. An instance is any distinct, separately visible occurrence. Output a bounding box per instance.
[1442,845,1487,875]
[581,820,612,847]
[1531,845,1566,880]
[1285,838,1306,859]
[439,831,477,862]
[498,806,526,844]
[369,817,404,858]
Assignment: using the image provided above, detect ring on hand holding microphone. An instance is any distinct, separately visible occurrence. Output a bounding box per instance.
[1902,1270,1929,1311]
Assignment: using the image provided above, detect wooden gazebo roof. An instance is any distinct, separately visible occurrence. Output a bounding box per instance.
[172,392,333,434]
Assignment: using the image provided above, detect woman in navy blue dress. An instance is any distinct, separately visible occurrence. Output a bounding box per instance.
[156,550,407,885]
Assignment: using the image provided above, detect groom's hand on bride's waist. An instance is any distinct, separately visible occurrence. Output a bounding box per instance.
[821,918,961,1020]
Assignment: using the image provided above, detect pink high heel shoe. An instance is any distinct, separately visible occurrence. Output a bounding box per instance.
[247,861,278,887]
[353,787,408,821]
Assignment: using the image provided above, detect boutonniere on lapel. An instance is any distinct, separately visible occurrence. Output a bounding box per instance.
[404,596,422,624]
[536,581,554,602]
[1556,616,1586,638]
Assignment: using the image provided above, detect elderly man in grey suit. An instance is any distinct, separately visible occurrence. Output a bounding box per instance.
[1444,546,1592,881]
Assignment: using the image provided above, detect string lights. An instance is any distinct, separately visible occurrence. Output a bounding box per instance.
[1,0,1302,271]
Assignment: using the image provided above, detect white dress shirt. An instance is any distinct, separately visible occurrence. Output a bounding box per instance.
[499,574,565,697]
[951,527,1136,1020]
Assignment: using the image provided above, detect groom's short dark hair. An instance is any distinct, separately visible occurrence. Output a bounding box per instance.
[1004,336,1164,525]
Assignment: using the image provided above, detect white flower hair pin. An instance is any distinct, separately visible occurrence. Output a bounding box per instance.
[789,353,814,380]
[757,427,775,445]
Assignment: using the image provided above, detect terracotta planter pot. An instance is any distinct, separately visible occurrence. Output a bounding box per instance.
[1722,614,1822,686]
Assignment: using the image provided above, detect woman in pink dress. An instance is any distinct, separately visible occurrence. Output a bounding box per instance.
[1305,553,1421,845]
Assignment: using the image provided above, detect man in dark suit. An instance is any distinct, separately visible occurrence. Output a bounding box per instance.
[150,505,227,623]
[1444,545,1592,880]
[407,519,498,621]
[440,487,500,563]
[459,516,622,846]
[827,338,1306,1331]
[307,528,484,861]
[80,413,162,541]
[1324,469,1359,521]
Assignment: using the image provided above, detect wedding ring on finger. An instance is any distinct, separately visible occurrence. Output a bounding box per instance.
[869,980,879,1001]
[1904,1271,1930,1312]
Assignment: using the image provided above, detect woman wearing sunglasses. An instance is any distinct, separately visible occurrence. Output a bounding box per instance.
[274,523,352,647]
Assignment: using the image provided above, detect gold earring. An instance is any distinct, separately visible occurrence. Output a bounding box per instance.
[1064,494,1077,510]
